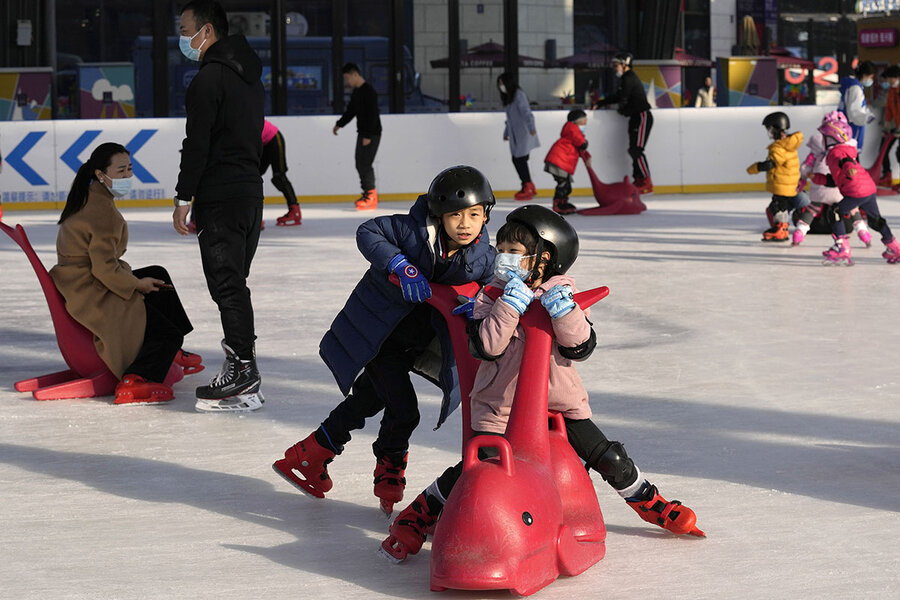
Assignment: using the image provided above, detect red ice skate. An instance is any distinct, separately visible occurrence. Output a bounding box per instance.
[634,176,653,195]
[276,204,302,226]
[379,491,441,563]
[374,452,408,515]
[355,189,378,210]
[514,181,536,201]
[553,197,577,215]
[272,432,336,498]
[626,483,705,537]
[114,375,174,404]
[174,349,204,375]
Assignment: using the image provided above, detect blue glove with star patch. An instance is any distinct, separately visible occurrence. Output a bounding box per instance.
[388,253,432,303]
[540,284,575,319]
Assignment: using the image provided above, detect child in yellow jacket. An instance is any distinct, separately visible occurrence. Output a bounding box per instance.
[747,111,806,242]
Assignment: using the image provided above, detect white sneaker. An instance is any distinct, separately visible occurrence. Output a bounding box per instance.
[194,391,265,413]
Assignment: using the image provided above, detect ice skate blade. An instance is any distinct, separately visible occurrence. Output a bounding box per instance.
[194,392,264,413]
[114,395,173,405]
[276,219,302,227]
[821,259,853,267]
[271,462,326,499]
[377,540,406,564]
[379,498,395,518]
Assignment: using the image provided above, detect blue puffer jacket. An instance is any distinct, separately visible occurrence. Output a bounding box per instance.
[319,195,495,429]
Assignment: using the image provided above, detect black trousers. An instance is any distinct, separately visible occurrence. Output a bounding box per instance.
[628,110,653,180]
[124,266,193,383]
[319,304,436,462]
[355,134,381,192]
[512,154,532,185]
[260,130,298,207]
[193,201,263,360]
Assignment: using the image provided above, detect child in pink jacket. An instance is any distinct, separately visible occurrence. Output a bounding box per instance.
[379,205,704,564]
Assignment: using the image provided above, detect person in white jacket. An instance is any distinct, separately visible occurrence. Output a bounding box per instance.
[694,76,715,107]
[838,61,876,149]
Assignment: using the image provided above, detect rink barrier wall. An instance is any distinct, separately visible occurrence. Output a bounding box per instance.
[0,105,879,212]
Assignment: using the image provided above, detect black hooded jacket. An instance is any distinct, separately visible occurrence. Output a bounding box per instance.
[597,69,651,117]
[176,35,265,204]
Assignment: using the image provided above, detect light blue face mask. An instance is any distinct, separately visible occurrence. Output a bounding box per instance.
[494,252,534,282]
[179,29,206,62]
[103,175,133,198]
[862,77,874,88]
[882,81,891,90]
[578,125,587,134]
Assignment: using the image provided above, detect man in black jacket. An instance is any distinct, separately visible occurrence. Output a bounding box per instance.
[595,52,654,194]
[333,63,383,210]
[172,0,266,413]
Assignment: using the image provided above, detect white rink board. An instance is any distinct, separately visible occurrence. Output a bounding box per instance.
[0,105,887,206]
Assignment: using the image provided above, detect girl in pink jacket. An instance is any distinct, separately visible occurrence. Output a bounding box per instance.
[379,205,703,564]
[818,113,900,265]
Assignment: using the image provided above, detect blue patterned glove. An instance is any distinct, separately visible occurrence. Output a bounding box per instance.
[540,284,575,319]
[388,254,432,303]
[451,295,475,320]
[500,275,534,315]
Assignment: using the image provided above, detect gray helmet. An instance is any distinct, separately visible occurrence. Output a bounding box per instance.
[506,205,580,275]
[426,165,495,220]
[612,52,633,67]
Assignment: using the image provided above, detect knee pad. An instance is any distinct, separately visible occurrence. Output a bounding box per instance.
[585,440,637,490]
[867,214,887,234]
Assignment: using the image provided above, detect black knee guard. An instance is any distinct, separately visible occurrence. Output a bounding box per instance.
[866,214,887,234]
[585,440,638,490]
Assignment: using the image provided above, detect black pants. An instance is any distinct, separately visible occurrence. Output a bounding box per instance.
[355,134,381,192]
[434,417,635,500]
[319,304,436,462]
[832,193,894,241]
[260,130,298,207]
[193,201,263,360]
[552,174,572,200]
[124,266,193,383]
[882,136,900,177]
[512,154,532,185]
[628,110,653,180]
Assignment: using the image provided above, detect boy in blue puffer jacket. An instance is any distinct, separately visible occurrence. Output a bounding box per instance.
[273,165,496,515]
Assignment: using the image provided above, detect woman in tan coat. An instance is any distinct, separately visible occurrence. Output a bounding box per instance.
[50,142,198,404]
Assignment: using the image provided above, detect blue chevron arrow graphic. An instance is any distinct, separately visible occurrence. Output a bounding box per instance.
[6,131,49,185]
[61,130,102,174]
[125,129,159,183]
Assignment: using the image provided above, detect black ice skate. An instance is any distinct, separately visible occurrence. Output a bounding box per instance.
[194,340,264,413]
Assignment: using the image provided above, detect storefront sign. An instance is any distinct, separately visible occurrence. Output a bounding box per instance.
[859,28,897,48]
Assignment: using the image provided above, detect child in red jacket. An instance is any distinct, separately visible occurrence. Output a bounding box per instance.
[544,109,592,215]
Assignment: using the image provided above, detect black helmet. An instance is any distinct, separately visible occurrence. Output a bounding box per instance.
[506,205,579,275]
[567,108,587,122]
[612,52,633,67]
[427,165,495,220]
[762,111,790,133]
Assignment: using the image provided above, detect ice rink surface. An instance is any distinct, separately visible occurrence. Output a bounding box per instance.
[1,192,898,599]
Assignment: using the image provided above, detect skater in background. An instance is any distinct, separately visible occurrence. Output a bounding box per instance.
[544,109,591,215]
[273,166,496,516]
[694,75,715,107]
[594,52,654,194]
[380,205,704,563]
[793,119,872,247]
[333,62,382,210]
[838,60,876,150]
[498,72,540,201]
[746,111,805,242]
[50,142,199,405]
[817,114,900,265]
[172,0,266,412]
[261,119,302,227]
[879,65,900,188]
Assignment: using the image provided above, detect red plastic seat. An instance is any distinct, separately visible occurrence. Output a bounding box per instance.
[1,221,182,400]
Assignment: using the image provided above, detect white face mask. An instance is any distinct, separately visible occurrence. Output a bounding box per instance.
[892,80,899,88]
[499,83,507,94]
[494,252,534,282]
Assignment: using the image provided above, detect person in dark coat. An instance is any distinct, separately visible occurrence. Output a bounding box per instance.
[595,52,654,194]
[273,166,496,516]
[172,0,266,413]
[334,62,383,210]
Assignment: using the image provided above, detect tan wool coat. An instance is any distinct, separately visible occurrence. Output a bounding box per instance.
[49,181,146,378]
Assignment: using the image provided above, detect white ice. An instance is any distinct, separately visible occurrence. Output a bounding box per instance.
[1,193,898,600]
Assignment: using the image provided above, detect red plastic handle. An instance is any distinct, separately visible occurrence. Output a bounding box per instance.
[463,435,514,477]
